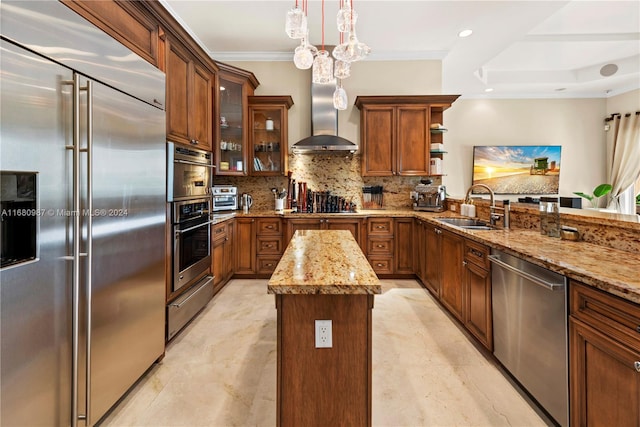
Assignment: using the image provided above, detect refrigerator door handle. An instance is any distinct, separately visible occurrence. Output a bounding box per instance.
[82,79,93,425]
[63,73,82,427]
[65,74,92,427]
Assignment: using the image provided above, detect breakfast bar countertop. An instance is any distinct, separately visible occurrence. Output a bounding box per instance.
[267,230,381,295]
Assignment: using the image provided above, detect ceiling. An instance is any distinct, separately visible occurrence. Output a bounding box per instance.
[160,0,640,98]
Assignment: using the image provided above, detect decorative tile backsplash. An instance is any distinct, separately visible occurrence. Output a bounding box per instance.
[215,153,439,211]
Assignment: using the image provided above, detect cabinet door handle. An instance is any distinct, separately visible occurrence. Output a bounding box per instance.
[377,244,384,248]
[635,361,640,372]
[190,139,199,145]
[636,325,640,333]
[376,263,384,267]
[266,225,274,229]
[462,261,468,267]
[266,244,273,248]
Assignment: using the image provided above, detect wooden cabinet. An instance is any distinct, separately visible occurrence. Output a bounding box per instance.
[463,240,492,350]
[165,34,213,150]
[233,217,284,277]
[569,281,640,427]
[413,218,428,284]
[234,217,256,275]
[287,218,362,248]
[248,96,293,176]
[211,220,233,294]
[216,63,259,175]
[394,218,414,275]
[439,230,464,321]
[354,95,459,177]
[424,224,442,297]
[365,218,394,275]
[255,218,284,275]
[62,0,159,67]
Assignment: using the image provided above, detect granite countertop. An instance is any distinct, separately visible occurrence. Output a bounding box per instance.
[267,230,381,295]
[215,209,639,304]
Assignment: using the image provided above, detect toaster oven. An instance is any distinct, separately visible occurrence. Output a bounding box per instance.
[212,186,238,211]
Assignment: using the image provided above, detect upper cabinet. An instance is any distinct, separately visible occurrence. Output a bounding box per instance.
[216,63,259,176]
[248,96,294,176]
[354,95,459,177]
[164,33,214,150]
[62,0,160,67]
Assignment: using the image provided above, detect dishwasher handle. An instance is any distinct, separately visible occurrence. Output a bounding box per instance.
[488,255,565,291]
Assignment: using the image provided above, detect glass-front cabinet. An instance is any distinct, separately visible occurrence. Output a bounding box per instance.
[217,76,247,175]
[248,96,293,176]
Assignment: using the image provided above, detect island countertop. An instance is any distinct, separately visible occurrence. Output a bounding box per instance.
[268,230,381,295]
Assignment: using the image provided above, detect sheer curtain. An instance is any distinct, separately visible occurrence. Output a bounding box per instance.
[607,112,640,214]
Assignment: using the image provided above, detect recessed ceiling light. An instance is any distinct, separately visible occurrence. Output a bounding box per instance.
[600,64,618,77]
[458,29,473,38]
[484,88,494,93]
[555,88,566,92]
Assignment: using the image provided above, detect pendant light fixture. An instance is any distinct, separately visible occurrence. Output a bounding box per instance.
[286,0,370,110]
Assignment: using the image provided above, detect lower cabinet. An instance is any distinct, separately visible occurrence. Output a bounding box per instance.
[256,217,284,275]
[423,224,442,297]
[413,218,427,284]
[234,217,256,275]
[569,281,640,427]
[421,222,491,350]
[211,220,234,293]
[462,240,492,351]
[394,218,414,275]
[439,229,464,321]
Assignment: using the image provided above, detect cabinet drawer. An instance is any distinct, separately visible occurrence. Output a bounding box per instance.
[257,256,281,274]
[257,218,282,235]
[367,238,393,256]
[367,218,393,235]
[368,257,393,274]
[571,281,640,347]
[257,237,283,255]
[212,222,227,243]
[464,240,489,269]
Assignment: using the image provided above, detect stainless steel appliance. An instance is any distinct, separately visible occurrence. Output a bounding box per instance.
[490,249,568,426]
[168,197,214,341]
[1,2,166,425]
[213,185,239,211]
[172,198,213,292]
[167,141,213,201]
[411,182,446,212]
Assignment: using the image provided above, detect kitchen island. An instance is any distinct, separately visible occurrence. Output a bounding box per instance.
[268,230,381,427]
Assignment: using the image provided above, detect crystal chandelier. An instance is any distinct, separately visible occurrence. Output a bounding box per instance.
[285,0,370,110]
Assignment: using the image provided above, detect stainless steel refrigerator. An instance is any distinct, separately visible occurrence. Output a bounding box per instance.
[1,2,166,426]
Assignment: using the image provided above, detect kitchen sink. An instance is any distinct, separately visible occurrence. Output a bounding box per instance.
[435,217,494,230]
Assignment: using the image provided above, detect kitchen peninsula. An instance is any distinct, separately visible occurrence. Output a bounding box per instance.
[268,230,381,427]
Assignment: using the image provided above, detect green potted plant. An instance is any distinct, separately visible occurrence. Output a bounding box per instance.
[573,183,612,208]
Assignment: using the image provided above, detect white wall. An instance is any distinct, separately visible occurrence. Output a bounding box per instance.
[444,98,607,199]
[230,59,619,202]
[230,60,442,147]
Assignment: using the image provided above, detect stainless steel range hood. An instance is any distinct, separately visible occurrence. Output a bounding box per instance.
[291,80,358,153]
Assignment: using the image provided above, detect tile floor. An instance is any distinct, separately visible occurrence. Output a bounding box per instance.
[100,279,550,426]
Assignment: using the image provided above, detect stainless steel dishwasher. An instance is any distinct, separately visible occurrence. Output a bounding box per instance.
[490,249,568,427]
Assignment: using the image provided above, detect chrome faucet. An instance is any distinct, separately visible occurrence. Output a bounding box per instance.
[464,184,509,229]
[465,184,494,207]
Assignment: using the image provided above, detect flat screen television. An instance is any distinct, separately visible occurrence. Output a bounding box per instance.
[472,145,562,194]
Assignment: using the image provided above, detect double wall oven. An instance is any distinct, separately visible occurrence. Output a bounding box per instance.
[167,142,215,340]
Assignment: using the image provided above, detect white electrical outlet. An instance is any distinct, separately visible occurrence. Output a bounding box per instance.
[315,320,332,348]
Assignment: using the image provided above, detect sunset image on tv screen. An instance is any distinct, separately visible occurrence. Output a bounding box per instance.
[472,145,562,194]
